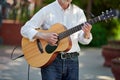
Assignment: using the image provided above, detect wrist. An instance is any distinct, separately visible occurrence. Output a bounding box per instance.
[84,33,90,39]
[34,32,43,39]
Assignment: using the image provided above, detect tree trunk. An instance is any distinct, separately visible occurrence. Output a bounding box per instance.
[35,0,43,7]
[86,0,93,19]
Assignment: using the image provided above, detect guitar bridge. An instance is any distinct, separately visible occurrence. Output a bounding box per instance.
[37,39,44,53]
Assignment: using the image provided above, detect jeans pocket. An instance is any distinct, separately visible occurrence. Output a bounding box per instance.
[71,57,78,62]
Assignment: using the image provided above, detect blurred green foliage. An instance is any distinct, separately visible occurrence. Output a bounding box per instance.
[89,23,108,47]
[8,0,120,47]
[112,19,120,40]
[36,0,120,47]
[38,0,120,47]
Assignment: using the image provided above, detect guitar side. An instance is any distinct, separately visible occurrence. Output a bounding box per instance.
[21,23,72,68]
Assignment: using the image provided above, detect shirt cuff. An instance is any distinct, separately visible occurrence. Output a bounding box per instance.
[78,31,92,44]
[82,33,92,43]
[27,29,38,41]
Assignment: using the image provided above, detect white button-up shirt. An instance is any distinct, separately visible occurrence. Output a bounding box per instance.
[21,0,92,52]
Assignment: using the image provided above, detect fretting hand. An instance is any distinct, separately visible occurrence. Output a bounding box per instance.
[82,23,92,39]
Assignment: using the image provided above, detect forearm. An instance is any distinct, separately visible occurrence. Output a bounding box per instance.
[84,32,91,39]
[33,32,45,40]
[78,30,92,45]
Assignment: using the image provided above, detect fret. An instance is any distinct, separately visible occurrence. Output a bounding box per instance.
[59,16,103,40]
[58,23,83,40]
[88,17,99,24]
[58,17,100,40]
[58,10,115,41]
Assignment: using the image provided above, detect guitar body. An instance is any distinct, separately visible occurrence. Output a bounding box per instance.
[22,23,72,68]
[22,10,116,68]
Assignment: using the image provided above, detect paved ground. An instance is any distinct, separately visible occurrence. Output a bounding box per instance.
[0,45,115,80]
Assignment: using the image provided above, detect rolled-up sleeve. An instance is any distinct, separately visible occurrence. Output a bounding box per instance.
[20,21,38,41]
[78,30,92,45]
[20,8,46,41]
[76,9,92,45]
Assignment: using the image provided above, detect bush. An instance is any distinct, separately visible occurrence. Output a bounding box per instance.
[89,23,108,47]
[79,23,108,47]
[112,19,120,40]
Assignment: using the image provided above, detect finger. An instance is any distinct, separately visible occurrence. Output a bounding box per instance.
[53,36,58,39]
[83,25,92,32]
[50,40,58,46]
[82,26,88,31]
[49,42,57,46]
[52,33,58,36]
[50,36,58,42]
[85,23,92,29]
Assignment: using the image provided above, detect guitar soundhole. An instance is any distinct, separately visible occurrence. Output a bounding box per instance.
[45,44,58,54]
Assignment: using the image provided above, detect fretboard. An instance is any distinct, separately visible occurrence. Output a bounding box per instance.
[58,16,100,40]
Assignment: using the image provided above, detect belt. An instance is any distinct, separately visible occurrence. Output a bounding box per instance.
[57,52,79,59]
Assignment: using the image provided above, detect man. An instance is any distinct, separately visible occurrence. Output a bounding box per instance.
[21,0,92,80]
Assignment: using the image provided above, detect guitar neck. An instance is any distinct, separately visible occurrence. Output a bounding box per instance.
[58,16,101,40]
[58,9,116,40]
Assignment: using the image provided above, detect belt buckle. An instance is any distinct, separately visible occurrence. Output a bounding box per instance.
[60,52,66,59]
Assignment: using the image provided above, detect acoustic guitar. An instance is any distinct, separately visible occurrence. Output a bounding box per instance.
[21,10,116,68]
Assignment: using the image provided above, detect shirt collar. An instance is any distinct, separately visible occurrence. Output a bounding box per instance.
[55,0,72,11]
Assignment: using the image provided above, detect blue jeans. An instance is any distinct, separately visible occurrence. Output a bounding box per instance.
[41,55,79,80]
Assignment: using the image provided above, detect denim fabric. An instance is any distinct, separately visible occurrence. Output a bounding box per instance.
[41,56,79,80]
